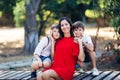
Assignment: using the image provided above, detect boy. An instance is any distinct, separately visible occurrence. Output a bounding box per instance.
[73,21,99,76]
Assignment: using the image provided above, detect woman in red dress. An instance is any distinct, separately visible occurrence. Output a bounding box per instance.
[37,17,84,80]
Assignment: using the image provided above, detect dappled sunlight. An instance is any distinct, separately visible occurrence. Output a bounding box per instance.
[0,27,24,43]
[85,27,115,39]
[84,27,116,57]
[0,27,24,56]
[0,50,3,54]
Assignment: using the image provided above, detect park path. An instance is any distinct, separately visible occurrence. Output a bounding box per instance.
[0,58,32,70]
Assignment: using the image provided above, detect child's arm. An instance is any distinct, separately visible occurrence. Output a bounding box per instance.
[83,36,94,51]
[50,36,55,60]
[77,38,85,62]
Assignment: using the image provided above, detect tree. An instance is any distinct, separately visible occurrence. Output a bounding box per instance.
[24,0,41,54]
[0,0,20,26]
[104,0,120,40]
[37,0,89,36]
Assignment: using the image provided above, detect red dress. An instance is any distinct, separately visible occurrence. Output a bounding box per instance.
[46,37,79,80]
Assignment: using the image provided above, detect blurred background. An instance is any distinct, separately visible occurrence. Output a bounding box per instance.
[0,0,120,71]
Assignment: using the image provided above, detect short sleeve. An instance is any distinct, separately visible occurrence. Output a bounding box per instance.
[73,43,79,56]
[83,35,93,45]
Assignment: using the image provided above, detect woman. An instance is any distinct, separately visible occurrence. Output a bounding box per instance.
[37,17,84,80]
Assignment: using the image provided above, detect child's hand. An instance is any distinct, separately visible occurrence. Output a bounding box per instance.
[77,37,83,43]
[50,32,55,42]
[74,37,78,43]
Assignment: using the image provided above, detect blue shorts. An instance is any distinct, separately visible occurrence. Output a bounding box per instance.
[40,55,51,62]
[32,55,51,63]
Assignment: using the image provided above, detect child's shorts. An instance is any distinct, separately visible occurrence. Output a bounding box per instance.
[84,48,91,63]
[32,55,51,63]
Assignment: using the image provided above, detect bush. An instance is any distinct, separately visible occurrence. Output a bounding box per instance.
[13,1,25,27]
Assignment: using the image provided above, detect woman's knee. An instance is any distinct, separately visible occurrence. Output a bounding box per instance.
[37,72,43,80]
[42,70,62,80]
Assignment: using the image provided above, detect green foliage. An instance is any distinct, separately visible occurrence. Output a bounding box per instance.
[0,0,18,14]
[111,17,120,40]
[104,0,120,40]
[0,11,2,17]
[76,0,91,5]
[13,1,25,27]
[116,55,120,64]
[24,0,30,5]
[0,0,21,26]
[85,9,100,18]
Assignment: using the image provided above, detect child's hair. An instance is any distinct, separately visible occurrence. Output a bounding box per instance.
[51,24,59,30]
[72,21,85,31]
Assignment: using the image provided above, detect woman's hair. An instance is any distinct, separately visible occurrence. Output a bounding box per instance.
[51,24,59,30]
[72,21,85,31]
[58,17,73,38]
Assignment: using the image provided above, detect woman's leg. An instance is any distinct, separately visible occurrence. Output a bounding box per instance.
[37,69,62,80]
[37,72,43,80]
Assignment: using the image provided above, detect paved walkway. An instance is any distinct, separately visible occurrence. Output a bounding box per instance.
[0,59,32,69]
[0,51,101,70]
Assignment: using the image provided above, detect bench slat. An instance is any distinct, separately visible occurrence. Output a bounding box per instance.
[82,71,102,80]
[0,70,119,80]
[0,71,15,78]
[0,71,22,79]
[114,74,120,80]
[15,72,31,80]
[8,71,28,79]
[73,71,91,80]
[92,71,112,80]
[103,71,120,80]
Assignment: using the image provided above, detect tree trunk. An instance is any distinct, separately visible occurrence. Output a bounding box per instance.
[24,0,40,54]
[38,12,52,37]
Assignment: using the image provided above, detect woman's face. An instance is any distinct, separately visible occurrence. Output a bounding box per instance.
[52,28,60,39]
[73,27,84,37]
[60,20,71,34]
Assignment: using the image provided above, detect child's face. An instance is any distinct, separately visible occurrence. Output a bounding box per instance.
[73,27,84,37]
[52,28,60,39]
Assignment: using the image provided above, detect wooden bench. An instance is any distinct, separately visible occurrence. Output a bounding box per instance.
[0,70,120,80]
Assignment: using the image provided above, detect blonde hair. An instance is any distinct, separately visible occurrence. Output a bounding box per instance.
[51,24,59,30]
